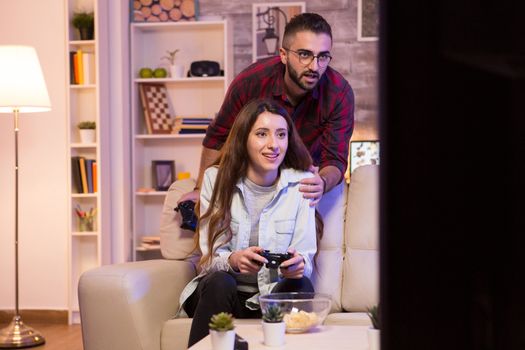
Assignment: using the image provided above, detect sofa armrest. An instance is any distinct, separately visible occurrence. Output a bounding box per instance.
[79,259,196,350]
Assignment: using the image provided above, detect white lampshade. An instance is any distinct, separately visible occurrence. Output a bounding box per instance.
[0,45,51,113]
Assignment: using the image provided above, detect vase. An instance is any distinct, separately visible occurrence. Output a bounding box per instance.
[78,216,94,232]
[79,27,94,40]
[367,328,380,350]
[209,330,235,350]
[170,64,185,78]
[79,129,96,143]
[262,321,285,347]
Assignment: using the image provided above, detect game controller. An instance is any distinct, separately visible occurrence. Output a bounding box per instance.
[260,250,293,269]
[174,200,197,232]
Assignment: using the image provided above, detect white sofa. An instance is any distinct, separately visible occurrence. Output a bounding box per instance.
[78,165,379,350]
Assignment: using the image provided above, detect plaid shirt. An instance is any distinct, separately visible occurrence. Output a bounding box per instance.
[203,56,355,177]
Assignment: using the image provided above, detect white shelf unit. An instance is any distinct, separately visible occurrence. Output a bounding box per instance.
[65,0,110,324]
[130,20,232,261]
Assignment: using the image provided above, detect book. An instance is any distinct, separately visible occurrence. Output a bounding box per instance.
[73,52,79,84]
[69,51,76,84]
[92,161,97,193]
[71,156,82,193]
[176,128,207,134]
[174,116,212,125]
[82,52,96,85]
[79,157,88,194]
[77,49,84,85]
[85,159,94,193]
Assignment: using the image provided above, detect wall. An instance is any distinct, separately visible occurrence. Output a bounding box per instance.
[0,0,68,310]
[198,0,379,140]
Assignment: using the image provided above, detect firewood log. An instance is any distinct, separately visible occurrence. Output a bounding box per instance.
[160,0,175,11]
[180,0,195,18]
[151,4,162,15]
[169,8,182,21]
[147,14,160,22]
[141,6,152,18]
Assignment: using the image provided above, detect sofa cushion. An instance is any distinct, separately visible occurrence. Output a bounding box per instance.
[160,179,199,261]
[311,182,346,313]
[324,312,372,326]
[341,165,379,311]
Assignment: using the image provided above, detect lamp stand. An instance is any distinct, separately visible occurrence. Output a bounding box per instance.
[0,109,45,348]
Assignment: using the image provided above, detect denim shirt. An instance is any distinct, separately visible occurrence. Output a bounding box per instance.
[177,166,317,316]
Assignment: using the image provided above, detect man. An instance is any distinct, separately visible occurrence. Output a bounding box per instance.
[181,12,354,206]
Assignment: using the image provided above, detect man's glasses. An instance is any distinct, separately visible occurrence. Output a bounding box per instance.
[283,48,332,67]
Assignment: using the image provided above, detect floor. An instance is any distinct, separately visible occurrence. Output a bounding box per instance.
[0,323,83,350]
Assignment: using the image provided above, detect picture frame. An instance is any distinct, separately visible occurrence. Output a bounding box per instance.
[138,83,173,134]
[152,160,175,191]
[131,0,198,22]
[349,140,380,174]
[252,2,306,63]
[357,0,379,41]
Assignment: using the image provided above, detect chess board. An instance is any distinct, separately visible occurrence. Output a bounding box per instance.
[139,83,173,134]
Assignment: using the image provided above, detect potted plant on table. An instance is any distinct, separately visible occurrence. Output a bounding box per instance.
[77,121,96,143]
[262,304,285,346]
[161,49,184,78]
[209,312,235,350]
[367,304,381,350]
[72,12,95,40]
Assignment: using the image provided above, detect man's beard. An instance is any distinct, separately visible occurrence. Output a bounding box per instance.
[287,61,320,91]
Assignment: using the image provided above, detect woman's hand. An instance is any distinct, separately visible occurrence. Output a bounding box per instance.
[228,246,267,274]
[279,248,305,279]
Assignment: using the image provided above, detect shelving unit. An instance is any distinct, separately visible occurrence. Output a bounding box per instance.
[130,20,232,261]
[65,0,109,324]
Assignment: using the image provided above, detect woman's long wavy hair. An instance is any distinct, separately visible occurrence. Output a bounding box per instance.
[198,98,323,268]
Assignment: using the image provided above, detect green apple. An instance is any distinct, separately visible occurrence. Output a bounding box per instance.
[153,68,167,78]
[139,67,153,78]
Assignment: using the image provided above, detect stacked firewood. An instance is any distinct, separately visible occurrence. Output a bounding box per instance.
[133,0,196,22]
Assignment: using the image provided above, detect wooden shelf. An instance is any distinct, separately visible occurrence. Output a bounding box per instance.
[71,142,97,148]
[130,19,232,261]
[66,0,110,325]
[135,191,167,196]
[135,133,205,140]
[134,77,225,83]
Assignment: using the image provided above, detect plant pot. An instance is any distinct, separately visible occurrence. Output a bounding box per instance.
[367,328,380,350]
[79,27,94,40]
[170,64,185,78]
[209,329,235,350]
[262,321,285,347]
[79,129,96,143]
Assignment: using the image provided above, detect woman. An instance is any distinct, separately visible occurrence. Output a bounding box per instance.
[180,99,319,347]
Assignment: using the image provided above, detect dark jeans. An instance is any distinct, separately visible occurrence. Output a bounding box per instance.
[183,271,314,347]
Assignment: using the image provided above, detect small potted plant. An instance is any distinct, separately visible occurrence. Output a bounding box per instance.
[262,304,285,346]
[367,304,380,350]
[72,12,94,40]
[161,49,184,78]
[208,312,235,350]
[77,121,96,143]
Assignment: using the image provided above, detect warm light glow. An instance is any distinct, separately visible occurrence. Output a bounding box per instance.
[0,45,51,113]
[264,37,278,55]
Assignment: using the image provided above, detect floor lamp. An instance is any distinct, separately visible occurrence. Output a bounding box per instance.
[0,46,51,348]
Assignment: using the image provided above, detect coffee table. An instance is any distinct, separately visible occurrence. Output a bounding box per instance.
[188,324,370,349]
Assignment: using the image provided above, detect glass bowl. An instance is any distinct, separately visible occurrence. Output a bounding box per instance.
[259,292,332,333]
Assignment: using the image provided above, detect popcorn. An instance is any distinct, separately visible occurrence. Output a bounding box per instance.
[283,310,318,330]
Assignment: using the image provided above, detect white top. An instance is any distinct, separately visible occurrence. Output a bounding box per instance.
[177,166,317,314]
